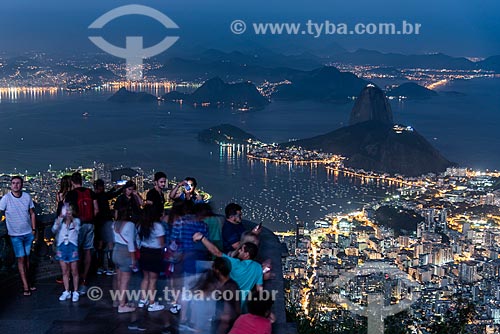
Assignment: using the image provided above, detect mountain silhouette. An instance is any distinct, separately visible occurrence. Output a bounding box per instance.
[285,85,454,176]
[330,49,476,69]
[108,87,158,103]
[198,124,259,144]
[163,77,269,109]
[350,84,393,125]
[386,82,438,100]
[272,66,368,102]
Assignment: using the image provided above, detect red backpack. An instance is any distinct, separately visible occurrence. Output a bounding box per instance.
[76,188,94,222]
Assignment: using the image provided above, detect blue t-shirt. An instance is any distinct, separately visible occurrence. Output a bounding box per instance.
[222,220,245,253]
[222,254,263,305]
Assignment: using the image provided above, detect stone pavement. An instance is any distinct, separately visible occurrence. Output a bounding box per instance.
[0,272,175,334]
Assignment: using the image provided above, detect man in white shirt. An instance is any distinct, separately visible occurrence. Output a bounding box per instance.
[0,176,36,296]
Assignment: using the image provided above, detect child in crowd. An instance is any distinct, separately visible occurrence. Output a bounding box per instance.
[52,203,80,302]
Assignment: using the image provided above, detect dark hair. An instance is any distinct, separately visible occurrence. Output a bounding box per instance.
[11,175,24,187]
[94,179,105,188]
[124,180,136,190]
[116,207,130,221]
[154,171,167,181]
[182,199,195,215]
[138,205,156,241]
[194,202,214,219]
[242,242,258,260]
[71,172,83,185]
[59,175,72,200]
[225,203,242,219]
[213,257,231,277]
[167,199,186,224]
[185,177,197,188]
[247,292,274,317]
[67,203,79,218]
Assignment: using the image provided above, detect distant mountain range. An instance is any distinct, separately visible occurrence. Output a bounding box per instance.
[479,55,500,72]
[198,49,323,70]
[272,66,369,102]
[163,77,269,109]
[386,82,438,100]
[149,56,302,83]
[108,87,158,103]
[328,49,496,70]
[146,49,500,83]
[147,48,321,82]
[198,124,259,144]
[1,48,498,92]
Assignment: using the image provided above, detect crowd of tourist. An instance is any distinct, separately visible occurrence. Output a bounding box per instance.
[0,172,275,334]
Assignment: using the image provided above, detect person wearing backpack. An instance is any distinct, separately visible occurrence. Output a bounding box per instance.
[65,172,99,295]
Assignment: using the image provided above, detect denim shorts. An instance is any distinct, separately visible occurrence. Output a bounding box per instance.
[56,243,79,263]
[113,243,132,272]
[11,233,35,258]
[78,223,94,250]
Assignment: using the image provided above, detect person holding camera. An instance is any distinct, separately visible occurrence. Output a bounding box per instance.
[52,204,80,302]
[169,177,204,204]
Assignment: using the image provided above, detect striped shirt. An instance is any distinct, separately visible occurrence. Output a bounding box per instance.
[171,214,208,252]
[0,192,34,236]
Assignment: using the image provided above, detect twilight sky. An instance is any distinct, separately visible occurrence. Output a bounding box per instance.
[0,0,499,57]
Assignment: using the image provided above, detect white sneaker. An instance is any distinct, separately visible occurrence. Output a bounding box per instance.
[72,291,80,302]
[147,302,165,312]
[169,303,181,314]
[137,299,148,308]
[59,290,71,301]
